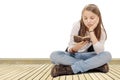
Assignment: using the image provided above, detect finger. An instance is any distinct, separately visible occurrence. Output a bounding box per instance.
[80,41,84,43]
[82,41,88,44]
[82,40,88,43]
[69,48,73,52]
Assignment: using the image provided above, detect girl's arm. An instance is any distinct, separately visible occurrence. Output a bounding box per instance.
[88,19,106,54]
[89,31,98,44]
[68,21,88,53]
[69,41,88,53]
[89,28,106,54]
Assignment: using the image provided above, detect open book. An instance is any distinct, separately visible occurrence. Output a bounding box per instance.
[74,35,90,43]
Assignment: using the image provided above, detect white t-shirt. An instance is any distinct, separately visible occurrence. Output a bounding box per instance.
[68,21,106,54]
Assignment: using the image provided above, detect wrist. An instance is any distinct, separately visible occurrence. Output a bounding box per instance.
[89,30,94,32]
[89,29,94,32]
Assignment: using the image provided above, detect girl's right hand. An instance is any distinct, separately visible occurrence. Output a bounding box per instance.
[69,41,88,53]
[69,48,77,53]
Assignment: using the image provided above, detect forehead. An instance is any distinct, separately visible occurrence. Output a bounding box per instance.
[83,10,97,17]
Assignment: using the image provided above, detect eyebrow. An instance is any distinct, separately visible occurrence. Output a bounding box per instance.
[83,15,95,18]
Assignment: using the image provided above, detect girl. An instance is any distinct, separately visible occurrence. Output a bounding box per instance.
[50,4,112,77]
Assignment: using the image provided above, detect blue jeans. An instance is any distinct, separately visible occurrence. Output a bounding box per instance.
[50,51,112,73]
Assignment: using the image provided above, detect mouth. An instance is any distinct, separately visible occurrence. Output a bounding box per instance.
[87,24,93,27]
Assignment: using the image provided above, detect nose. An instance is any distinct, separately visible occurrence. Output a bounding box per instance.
[87,19,91,23]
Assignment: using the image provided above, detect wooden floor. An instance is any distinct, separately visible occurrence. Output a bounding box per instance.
[0,64,120,80]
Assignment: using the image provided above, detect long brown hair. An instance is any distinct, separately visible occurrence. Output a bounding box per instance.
[78,4,107,41]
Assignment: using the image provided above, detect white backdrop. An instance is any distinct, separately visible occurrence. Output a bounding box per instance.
[0,0,120,58]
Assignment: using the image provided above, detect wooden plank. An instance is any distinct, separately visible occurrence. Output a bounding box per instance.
[3,64,35,80]
[99,73,114,80]
[89,73,99,80]
[32,64,51,80]
[38,64,53,80]
[73,75,79,80]
[0,64,119,80]
[0,64,31,80]
[46,74,53,80]
[84,73,93,80]
[53,76,60,80]
[110,65,120,72]
[78,73,86,80]
[25,64,49,80]
[0,64,16,76]
[15,64,42,80]
[1,64,35,80]
[0,64,10,71]
[106,65,120,80]
[110,65,119,69]
[60,76,66,80]
[107,69,120,79]
[110,66,120,74]
[94,73,106,80]
[66,75,73,80]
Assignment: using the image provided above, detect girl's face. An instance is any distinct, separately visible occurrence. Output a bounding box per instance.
[82,10,99,29]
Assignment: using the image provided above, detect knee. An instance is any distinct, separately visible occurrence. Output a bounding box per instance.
[50,51,65,61]
[103,51,112,62]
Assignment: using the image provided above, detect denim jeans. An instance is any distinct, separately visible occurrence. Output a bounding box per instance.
[50,51,112,73]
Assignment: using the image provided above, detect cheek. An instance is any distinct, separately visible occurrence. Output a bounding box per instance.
[83,21,88,26]
[91,19,97,24]
[84,22,89,28]
[83,19,87,24]
[91,20,96,24]
[94,18,99,23]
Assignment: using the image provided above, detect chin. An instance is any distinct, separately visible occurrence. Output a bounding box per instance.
[86,26,90,28]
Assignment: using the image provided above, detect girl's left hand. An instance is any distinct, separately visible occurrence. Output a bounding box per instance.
[89,19,99,31]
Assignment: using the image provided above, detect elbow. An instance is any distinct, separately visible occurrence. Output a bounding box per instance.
[93,42,105,54]
[95,46,104,54]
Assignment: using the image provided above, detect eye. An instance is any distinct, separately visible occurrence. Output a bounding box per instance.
[83,17,87,20]
[90,16,95,20]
